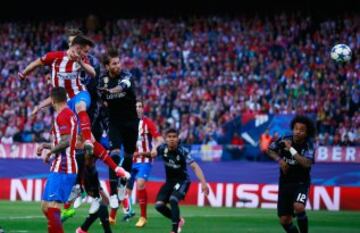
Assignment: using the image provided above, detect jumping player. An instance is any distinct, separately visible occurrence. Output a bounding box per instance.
[19,35,128,178]
[98,49,139,224]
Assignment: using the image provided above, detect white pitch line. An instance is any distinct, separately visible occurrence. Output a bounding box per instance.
[8,231,29,233]
[0,215,43,220]
[0,214,245,221]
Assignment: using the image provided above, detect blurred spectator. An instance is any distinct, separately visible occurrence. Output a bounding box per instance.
[227,132,245,160]
[231,132,244,148]
[0,15,358,146]
[260,129,272,153]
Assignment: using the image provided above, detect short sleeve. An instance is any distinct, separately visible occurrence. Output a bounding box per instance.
[56,114,72,136]
[118,78,131,89]
[41,51,63,66]
[117,71,132,89]
[156,144,165,159]
[183,147,195,164]
[303,142,315,162]
[146,118,161,138]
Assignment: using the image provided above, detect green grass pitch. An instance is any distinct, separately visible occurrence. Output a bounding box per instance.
[0,201,360,233]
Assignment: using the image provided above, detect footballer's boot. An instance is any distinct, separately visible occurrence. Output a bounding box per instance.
[61,208,76,223]
[122,210,135,222]
[75,227,88,233]
[89,197,101,214]
[109,216,117,225]
[178,217,185,233]
[135,216,147,227]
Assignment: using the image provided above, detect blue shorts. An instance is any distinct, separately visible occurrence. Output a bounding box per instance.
[42,172,77,203]
[67,91,91,113]
[127,163,152,190]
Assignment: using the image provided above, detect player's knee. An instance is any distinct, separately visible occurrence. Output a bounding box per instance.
[41,202,48,214]
[155,201,165,211]
[169,195,179,205]
[136,179,146,190]
[293,202,305,213]
[110,150,120,164]
[75,102,86,112]
[295,211,307,220]
[279,216,292,225]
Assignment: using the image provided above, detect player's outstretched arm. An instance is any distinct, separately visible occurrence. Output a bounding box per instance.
[19,58,44,80]
[107,78,132,94]
[31,97,52,117]
[190,162,209,195]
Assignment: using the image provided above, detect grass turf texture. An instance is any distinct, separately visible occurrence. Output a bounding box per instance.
[0,201,360,233]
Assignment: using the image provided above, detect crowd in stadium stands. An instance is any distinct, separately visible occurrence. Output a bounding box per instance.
[0,14,359,147]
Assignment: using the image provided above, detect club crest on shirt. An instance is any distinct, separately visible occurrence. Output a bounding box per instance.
[74,62,81,70]
[103,76,109,88]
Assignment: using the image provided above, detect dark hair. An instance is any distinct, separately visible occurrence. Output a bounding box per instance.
[71,35,94,47]
[66,27,83,37]
[166,128,178,135]
[50,87,67,103]
[136,98,144,105]
[290,115,316,138]
[102,48,119,66]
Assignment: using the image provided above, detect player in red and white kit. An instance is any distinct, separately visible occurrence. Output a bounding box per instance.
[123,100,163,227]
[20,35,94,151]
[36,87,78,233]
[19,35,128,179]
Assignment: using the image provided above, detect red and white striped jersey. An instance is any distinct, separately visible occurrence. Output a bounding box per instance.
[133,117,160,163]
[41,51,87,98]
[50,107,78,174]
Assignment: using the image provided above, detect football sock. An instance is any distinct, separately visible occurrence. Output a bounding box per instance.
[169,196,180,233]
[122,197,130,212]
[296,212,308,233]
[137,188,148,218]
[109,208,118,220]
[84,165,100,198]
[122,153,133,172]
[282,222,299,233]
[94,142,118,171]
[47,207,64,233]
[75,150,85,186]
[78,111,92,142]
[81,212,97,232]
[98,205,112,233]
[81,205,111,233]
[109,150,120,195]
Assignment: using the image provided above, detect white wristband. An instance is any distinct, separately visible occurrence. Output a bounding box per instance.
[289,147,297,157]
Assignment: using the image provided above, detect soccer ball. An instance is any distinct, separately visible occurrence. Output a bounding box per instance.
[330,44,352,63]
